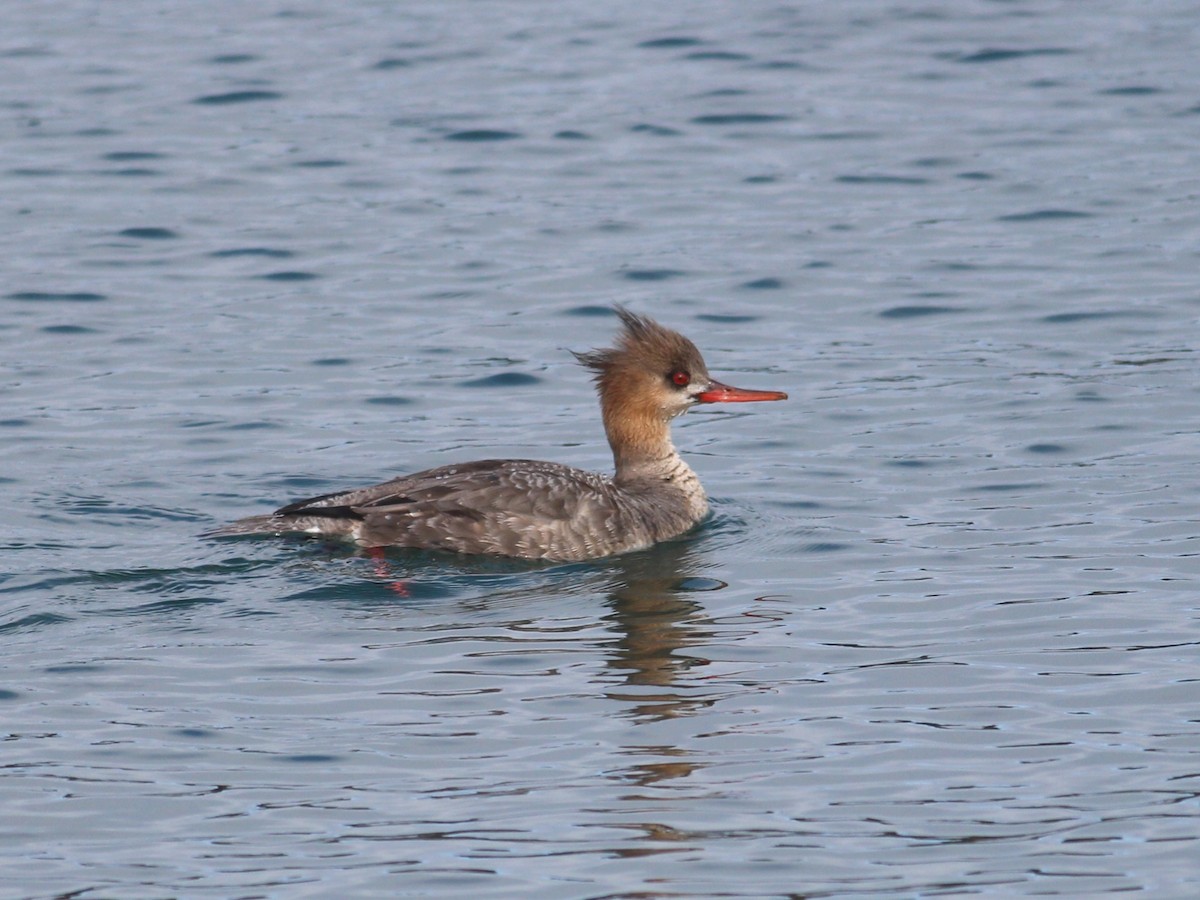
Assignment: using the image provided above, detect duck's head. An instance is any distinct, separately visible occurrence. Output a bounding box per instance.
[573,307,787,466]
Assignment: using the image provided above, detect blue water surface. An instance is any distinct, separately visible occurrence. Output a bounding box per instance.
[2,1,1198,897]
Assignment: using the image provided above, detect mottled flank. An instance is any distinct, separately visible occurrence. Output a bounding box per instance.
[210,458,705,561]
[208,308,786,560]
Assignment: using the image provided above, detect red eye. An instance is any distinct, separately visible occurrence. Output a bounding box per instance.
[671,371,691,387]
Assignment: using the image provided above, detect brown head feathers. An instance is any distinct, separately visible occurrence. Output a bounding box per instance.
[572,306,709,390]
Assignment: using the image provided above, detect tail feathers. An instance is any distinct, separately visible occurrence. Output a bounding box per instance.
[203,514,292,538]
[205,501,367,540]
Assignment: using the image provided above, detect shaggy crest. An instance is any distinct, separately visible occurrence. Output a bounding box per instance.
[573,306,708,388]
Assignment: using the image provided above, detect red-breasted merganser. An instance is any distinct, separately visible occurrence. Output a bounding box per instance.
[208,307,786,560]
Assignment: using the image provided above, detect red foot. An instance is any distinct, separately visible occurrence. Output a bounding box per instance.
[367,546,409,596]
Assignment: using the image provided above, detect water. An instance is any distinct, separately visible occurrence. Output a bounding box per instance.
[3,1,1199,897]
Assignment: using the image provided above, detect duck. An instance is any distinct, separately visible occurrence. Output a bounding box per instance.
[207,307,786,560]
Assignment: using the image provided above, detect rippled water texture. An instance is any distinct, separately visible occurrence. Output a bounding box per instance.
[3,1,1199,897]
